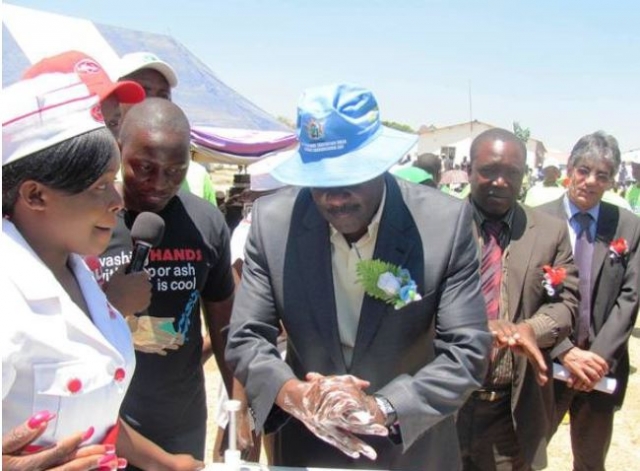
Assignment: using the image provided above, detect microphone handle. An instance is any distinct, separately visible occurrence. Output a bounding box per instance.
[126,242,152,274]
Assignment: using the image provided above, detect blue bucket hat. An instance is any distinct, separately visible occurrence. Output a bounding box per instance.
[271,83,417,188]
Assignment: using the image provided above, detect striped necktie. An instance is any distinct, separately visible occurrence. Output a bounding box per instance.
[481,220,503,320]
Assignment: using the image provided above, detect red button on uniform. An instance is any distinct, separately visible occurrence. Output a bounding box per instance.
[114,368,126,382]
[67,378,82,394]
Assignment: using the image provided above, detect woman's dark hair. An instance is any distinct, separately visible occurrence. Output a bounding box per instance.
[3,127,116,217]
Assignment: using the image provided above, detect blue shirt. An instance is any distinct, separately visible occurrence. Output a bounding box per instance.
[562,195,600,249]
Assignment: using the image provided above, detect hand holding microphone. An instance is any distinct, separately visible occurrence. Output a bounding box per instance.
[116,212,184,356]
[126,212,165,274]
[104,212,164,316]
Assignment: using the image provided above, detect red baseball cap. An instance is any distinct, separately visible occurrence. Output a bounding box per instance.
[22,50,145,104]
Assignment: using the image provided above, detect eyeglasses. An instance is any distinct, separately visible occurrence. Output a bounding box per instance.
[573,166,612,185]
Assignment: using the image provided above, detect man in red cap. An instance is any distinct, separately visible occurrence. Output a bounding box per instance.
[23,50,145,137]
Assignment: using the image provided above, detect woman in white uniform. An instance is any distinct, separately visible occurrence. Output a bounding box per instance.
[2,74,204,471]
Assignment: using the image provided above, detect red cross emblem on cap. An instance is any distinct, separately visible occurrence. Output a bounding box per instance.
[74,59,101,75]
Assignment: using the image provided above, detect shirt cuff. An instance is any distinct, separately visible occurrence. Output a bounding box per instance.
[523,314,559,349]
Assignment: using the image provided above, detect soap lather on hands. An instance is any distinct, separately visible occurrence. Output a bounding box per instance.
[276,372,389,460]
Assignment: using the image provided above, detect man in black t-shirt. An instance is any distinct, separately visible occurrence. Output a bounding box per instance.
[99,98,235,466]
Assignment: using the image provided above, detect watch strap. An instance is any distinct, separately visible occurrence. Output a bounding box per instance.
[374,395,397,427]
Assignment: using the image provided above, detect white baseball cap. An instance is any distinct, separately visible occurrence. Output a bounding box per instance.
[2,73,104,166]
[118,52,178,88]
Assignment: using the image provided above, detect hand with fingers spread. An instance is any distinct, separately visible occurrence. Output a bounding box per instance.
[559,347,609,391]
[276,373,388,460]
[2,412,125,471]
[488,319,522,349]
[509,323,548,386]
[488,320,548,385]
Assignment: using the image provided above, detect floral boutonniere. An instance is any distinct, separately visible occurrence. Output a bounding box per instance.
[356,259,421,309]
[542,265,566,297]
[609,238,629,261]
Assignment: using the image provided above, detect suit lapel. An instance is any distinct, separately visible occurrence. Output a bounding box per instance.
[294,193,347,372]
[591,203,618,293]
[351,176,421,365]
[506,205,535,322]
[548,197,566,220]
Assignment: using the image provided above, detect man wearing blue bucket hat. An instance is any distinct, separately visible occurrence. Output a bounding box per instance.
[226,83,492,469]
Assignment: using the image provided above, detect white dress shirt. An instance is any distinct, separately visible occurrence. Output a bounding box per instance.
[330,188,386,367]
[2,220,135,446]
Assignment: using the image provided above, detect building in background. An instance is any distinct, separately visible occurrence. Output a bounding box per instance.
[417,120,549,170]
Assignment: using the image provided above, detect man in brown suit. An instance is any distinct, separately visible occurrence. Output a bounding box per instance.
[457,128,580,470]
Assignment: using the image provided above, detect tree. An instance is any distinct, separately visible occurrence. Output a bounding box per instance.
[513,121,530,143]
[382,120,416,134]
[277,116,296,129]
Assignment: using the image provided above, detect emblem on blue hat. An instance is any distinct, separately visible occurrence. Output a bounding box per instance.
[306,119,324,141]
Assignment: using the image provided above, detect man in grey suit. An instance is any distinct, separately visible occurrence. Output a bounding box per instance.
[539,131,640,471]
[456,128,579,471]
[225,83,492,470]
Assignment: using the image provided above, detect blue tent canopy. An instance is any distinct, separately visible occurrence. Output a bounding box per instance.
[2,3,288,133]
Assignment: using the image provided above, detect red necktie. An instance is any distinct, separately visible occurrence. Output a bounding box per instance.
[481,221,503,320]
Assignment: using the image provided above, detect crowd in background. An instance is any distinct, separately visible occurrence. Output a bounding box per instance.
[395,150,640,216]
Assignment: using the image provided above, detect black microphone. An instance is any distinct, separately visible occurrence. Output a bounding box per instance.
[126,212,165,274]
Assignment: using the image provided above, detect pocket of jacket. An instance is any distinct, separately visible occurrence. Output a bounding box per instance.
[33,359,124,443]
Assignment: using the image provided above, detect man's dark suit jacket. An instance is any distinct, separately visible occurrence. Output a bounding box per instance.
[226,174,492,470]
[539,198,640,407]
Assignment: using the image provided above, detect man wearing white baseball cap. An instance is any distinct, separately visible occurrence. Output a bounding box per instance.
[2,73,203,471]
[225,83,491,469]
[118,51,177,100]
[524,157,566,207]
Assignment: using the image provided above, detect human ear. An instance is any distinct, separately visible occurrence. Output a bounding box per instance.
[17,180,48,211]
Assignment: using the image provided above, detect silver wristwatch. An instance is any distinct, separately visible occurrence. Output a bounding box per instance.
[374,395,397,427]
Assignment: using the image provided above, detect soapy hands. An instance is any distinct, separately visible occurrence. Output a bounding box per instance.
[276,373,388,460]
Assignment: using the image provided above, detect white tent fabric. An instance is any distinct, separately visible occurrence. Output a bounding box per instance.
[2,3,297,164]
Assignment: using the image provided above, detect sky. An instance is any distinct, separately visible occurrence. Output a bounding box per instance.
[5,0,640,152]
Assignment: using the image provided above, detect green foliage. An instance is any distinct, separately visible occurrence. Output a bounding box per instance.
[277,116,296,129]
[513,121,530,143]
[382,120,416,134]
[356,259,399,301]
[276,116,416,134]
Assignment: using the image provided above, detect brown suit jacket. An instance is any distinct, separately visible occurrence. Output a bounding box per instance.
[539,198,640,406]
[471,202,579,467]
